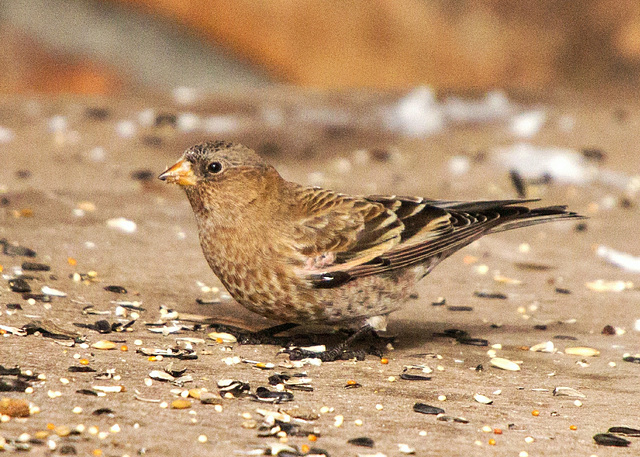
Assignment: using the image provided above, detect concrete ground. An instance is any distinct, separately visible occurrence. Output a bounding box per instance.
[0,88,639,456]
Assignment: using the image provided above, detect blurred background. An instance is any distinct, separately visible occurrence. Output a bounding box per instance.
[1,0,640,94]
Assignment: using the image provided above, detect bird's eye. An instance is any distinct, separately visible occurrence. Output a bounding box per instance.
[207,162,223,174]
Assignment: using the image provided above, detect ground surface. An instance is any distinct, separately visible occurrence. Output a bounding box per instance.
[1,89,640,456]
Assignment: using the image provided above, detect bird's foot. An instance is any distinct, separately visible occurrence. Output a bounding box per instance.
[284,325,392,362]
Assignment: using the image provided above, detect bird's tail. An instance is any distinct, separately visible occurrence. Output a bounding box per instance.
[430,199,585,234]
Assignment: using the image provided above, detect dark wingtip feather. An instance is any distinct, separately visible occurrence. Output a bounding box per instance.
[488,205,586,233]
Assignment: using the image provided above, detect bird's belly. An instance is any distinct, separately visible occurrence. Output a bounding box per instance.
[312,268,421,324]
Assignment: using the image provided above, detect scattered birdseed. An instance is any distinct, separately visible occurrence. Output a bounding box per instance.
[586,280,633,292]
[348,437,374,447]
[474,291,508,299]
[473,394,493,404]
[553,387,586,398]
[490,357,521,371]
[41,286,66,297]
[91,340,117,350]
[9,278,31,293]
[608,426,640,437]
[436,414,469,424]
[413,403,444,415]
[529,341,555,353]
[447,306,474,312]
[106,218,137,234]
[92,385,125,393]
[171,399,191,409]
[21,262,50,271]
[593,433,631,447]
[564,347,600,357]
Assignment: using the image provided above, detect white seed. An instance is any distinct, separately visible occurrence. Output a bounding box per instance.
[106,217,137,234]
[564,347,600,357]
[553,387,586,398]
[530,341,555,353]
[473,393,493,404]
[207,332,237,343]
[91,340,117,350]
[398,443,415,454]
[490,357,521,371]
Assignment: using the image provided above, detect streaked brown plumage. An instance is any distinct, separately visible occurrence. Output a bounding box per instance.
[159,140,581,331]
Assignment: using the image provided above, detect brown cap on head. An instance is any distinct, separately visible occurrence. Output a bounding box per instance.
[158,141,268,186]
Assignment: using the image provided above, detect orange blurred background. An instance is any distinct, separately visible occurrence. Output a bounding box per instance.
[1,0,639,94]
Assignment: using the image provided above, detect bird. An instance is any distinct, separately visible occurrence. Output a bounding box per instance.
[159,140,582,358]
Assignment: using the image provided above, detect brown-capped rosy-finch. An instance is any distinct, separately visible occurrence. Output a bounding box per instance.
[159,141,581,345]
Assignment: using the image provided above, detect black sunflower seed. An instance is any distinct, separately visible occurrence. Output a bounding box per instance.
[608,426,640,437]
[413,403,444,415]
[593,433,630,447]
[347,437,374,447]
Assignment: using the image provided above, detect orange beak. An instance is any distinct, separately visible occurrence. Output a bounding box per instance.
[158,159,197,186]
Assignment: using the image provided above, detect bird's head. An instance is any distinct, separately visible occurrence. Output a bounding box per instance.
[158,141,279,212]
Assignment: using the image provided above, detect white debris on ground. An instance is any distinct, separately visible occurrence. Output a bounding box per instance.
[385,86,444,137]
[492,143,597,185]
[442,90,515,124]
[106,217,137,234]
[596,245,640,273]
[510,110,547,137]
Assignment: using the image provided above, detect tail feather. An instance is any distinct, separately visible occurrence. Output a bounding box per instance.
[488,205,585,233]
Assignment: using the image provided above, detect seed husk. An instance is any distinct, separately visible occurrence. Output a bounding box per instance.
[400,373,431,381]
[564,347,600,357]
[437,414,469,424]
[21,262,50,271]
[490,357,521,371]
[347,437,374,447]
[9,278,31,293]
[91,340,117,350]
[413,403,444,415]
[530,341,555,353]
[447,306,474,312]
[593,433,630,447]
[2,241,37,257]
[474,291,507,299]
[104,285,127,294]
[553,387,586,398]
[473,393,493,404]
[207,332,238,343]
[608,426,640,437]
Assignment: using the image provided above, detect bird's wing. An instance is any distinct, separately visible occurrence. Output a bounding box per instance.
[289,187,405,272]
[288,189,452,287]
[289,190,580,288]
